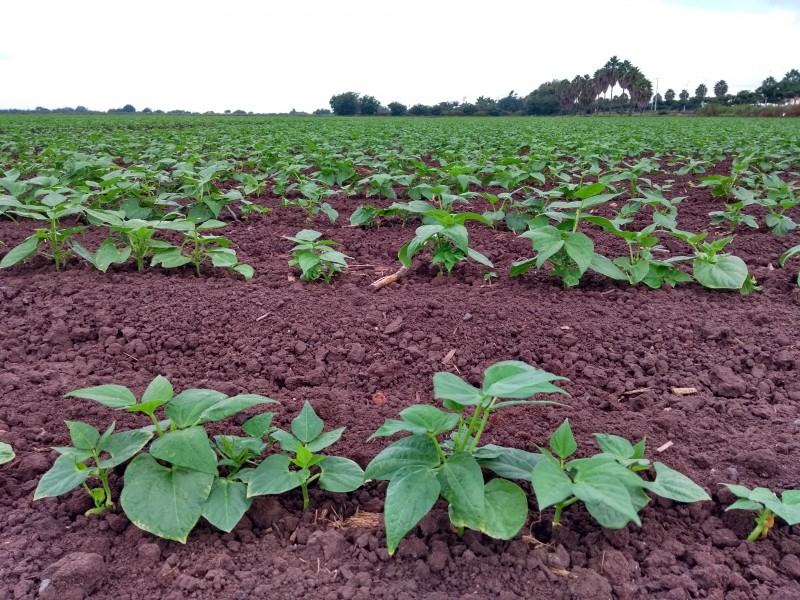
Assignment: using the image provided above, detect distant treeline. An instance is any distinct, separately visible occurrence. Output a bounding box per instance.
[3,58,798,117]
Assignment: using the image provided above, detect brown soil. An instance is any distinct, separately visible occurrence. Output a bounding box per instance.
[2,173,800,600]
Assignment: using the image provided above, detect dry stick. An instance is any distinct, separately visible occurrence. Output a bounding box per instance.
[370,266,409,290]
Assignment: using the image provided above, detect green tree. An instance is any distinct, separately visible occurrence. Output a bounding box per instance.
[359,95,381,116]
[679,89,690,102]
[475,96,499,115]
[329,92,360,116]
[664,89,676,103]
[757,76,782,104]
[497,91,523,114]
[525,81,560,115]
[408,103,431,116]
[121,104,136,113]
[387,101,407,116]
[695,83,708,101]
[713,80,728,98]
[780,69,800,99]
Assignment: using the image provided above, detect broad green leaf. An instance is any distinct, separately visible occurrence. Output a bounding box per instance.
[482,479,528,539]
[0,235,39,268]
[531,459,573,510]
[271,428,300,452]
[242,412,276,438]
[590,253,628,280]
[482,361,568,399]
[142,375,173,405]
[66,384,137,409]
[574,182,606,199]
[149,427,218,475]
[646,462,710,503]
[66,421,100,450]
[509,257,536,276]
[164,389,228,427]
[121,453,214,543]
[97,429,153,469]
[474,445,543,481]
[34,454,91,499]
[202,479,252,533]
[466,247,494,268]
[398,405,459,436]
[593,434,635,460]
[291,402,325,443]
[439,452,485,531]
[94,238,132,272]
[573,476,641,529]
[364,435,441,481]
[0,441,14,464]
[369,418,429,438]
[318,456,365,492]
[384,467,440,555]
[433,372,482,406]
[721,483,753,500]
[199,394,277,424]
[550,419,577,460]
[246,454,307,495]
[306,427,345,453]
[234,264,254,281]
[727,498,764,512]
[693,255,748,290]
[523,225,564,267]
[563,232,595,273]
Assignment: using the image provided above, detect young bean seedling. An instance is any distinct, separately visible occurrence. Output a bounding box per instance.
[531,419,710,529]
[0,441,15,465]
[247,402,364,509]
[366,361,568,555]
[284,229,349,282]
[721,484,800,541]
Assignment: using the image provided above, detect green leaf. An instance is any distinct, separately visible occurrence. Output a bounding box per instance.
[34,454,91,499]
[590,253,628,280]
[509,257,536,277]
[0,441,14,465]
[164,389,228,427]
[563,232,595,274]
[646,462,710,503]
[433,372,482,406]
[384,467,441,555]
[439,452,485,531]
[693,255,748,290]
[318,456,365,492]
[593,434,635,460]
[242,412,276,438]
[0,235,39,268]
[199,394,277,424]
[474,445,543,482]
[97,429,153,469]
[94,238,132,272]
[482,478,528,539]
[727,498,764,512]
[306,427,345,453]
[246,454,307,495]
[149,427,218,475]
[66,384,137,409]
[571,460,644,528]
[523,225,564,267]
[142,375,173,405]
[365,435,441,481]
[721,483,753,500]
[398,405,459,436]
[271,428,300,452]
[66,421,100,451]
[550,419,577,460]
[202,479,252,533]
[466,247,494,268]
[291,402,325,443]
[121,453,214,543]
[482,361,568,399]
[234,264,254,281]
[531,459,573,510]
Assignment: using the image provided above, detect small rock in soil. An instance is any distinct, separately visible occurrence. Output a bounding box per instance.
[568,567,613,599]
[305,529,349,561]
[248,496,289,528]
[708,365,747,398]
[39,552,104,598]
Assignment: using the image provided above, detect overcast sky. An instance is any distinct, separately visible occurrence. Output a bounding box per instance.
[2,0,798,113]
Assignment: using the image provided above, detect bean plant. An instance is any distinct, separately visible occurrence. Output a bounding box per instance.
[247,402,364,509]
[531,419,710,528]
[285,229,349,282]
[0,441,15,465]
[722,484,800,541]
[35,376,277,541]
[366,361,568,555]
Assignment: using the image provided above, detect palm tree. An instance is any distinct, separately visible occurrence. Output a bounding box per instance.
[573,74,596,113]
[554,79,577,113]
[630,77,654,113]
[664,89,676,103]
[695,83,708,101]
[713,80,728,98]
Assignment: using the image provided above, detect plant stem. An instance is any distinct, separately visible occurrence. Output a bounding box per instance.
[98,469,114,508]
[428,433,447,464]
[747,509,774,542]
[553,497,578,526]
[301,482,309,510]
[469,398,496,452]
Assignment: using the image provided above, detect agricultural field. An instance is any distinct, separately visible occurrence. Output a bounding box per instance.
[1,114,800,599]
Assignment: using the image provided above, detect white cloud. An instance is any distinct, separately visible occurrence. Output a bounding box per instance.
[1,0,797,112]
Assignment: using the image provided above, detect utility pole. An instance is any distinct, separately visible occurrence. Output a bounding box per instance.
[653,77,659,112]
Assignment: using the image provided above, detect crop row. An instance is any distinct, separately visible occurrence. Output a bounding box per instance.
[4,362,796,553]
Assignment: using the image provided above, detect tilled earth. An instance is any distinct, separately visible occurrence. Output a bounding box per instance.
[2,168,800,599]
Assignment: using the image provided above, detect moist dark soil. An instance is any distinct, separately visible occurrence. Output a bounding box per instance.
[2,164,800,600]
